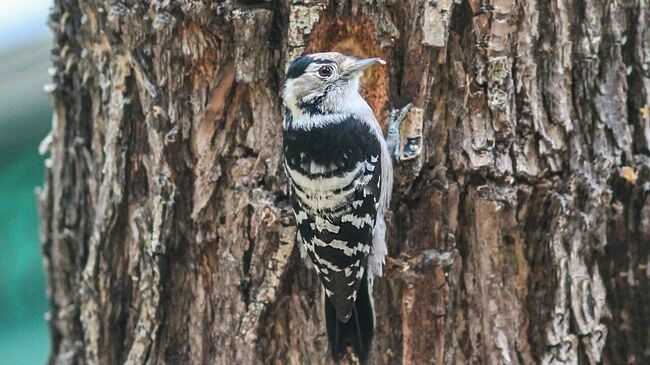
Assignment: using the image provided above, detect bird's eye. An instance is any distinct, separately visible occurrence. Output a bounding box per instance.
[318,66,333,78]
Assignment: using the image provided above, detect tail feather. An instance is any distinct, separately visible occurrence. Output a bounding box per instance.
[325,271,374,363]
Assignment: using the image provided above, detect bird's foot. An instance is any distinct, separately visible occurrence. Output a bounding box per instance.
[386,103,424,185]
[386,103,412,159]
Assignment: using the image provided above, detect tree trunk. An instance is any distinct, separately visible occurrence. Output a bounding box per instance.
[40,0,650,364]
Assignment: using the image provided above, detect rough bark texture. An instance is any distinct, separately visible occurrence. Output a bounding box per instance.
[40,0,650,364]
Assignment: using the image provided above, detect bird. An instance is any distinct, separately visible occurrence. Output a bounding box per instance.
[281,52,392,362]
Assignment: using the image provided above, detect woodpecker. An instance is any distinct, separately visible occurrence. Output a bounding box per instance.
[282,52,392,362]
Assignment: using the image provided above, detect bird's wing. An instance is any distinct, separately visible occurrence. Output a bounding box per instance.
[285,115,382,321]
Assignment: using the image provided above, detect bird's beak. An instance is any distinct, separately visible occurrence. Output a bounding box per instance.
[345,57,386,75]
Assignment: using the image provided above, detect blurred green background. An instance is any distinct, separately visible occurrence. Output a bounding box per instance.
[0,1,54,363]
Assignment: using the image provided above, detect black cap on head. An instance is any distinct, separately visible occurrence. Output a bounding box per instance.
[286,56,314,79]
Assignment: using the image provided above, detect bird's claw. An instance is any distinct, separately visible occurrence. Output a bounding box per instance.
[387,103,412,160]
[386,103,424,185]
[387,103,424,162]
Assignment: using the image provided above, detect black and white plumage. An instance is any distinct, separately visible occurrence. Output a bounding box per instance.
[282,52,392,362]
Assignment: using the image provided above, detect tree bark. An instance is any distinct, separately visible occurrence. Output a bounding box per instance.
[40,0,650,364]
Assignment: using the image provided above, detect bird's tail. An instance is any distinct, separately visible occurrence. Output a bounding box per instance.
[325,271,374,363]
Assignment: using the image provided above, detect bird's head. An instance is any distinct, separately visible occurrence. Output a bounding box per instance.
[283,52,385,120]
